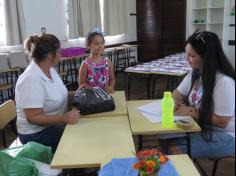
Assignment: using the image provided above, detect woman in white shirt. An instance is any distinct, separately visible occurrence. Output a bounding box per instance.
[172,30,235,158]
[15,34,80,152]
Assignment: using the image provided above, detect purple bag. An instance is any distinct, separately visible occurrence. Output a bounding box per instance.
[61,47,86,57]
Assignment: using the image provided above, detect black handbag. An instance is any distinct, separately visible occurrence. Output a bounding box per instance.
[73,87,116,115]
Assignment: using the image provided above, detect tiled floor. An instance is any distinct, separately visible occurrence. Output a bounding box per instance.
[0,71,235,176]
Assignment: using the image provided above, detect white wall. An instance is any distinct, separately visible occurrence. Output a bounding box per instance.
[223,0,235,68]
[22,0,67,40]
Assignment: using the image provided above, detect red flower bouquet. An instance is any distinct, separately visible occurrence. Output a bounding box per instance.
[133,149,168,176]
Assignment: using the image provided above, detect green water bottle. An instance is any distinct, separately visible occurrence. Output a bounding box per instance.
[161,91,174,128]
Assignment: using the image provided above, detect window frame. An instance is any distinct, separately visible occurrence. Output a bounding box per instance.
[0,0,6,46]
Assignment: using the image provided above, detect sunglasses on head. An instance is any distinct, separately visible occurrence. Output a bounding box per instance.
[193,30,213,45]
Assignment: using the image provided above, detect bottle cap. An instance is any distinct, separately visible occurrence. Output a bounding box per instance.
[164,91,171,98]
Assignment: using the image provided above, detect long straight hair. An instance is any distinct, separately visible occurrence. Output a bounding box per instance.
[186,31,235,140]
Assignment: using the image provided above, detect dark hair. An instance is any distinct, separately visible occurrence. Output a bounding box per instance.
[86,32,105,49]
[186,30,235,140]
[24,34,60,63]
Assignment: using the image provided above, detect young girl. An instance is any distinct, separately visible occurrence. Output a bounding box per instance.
[79,32,115,93]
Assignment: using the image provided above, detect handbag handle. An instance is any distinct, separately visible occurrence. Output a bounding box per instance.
[94,87,111,101]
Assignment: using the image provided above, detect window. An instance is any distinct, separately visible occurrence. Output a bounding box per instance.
[64,0,69,38]
[100,0,104,32]
[0,0,6,46]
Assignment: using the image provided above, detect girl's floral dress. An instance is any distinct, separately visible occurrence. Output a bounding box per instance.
[83,57,110,90]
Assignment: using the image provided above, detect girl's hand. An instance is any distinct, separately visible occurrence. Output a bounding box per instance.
[78,84,93,90]
[65,108,80,124]
[106,86,114,93]
[78,84,86,90]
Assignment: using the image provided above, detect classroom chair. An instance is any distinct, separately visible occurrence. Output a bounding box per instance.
[0,100,17,148]
[0,73,14,104]
[194,155,235,176]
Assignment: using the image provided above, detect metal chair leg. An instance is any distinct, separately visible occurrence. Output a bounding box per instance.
[1,129,7,148]
[212,159,220,176]
[9,119,17,135]
[193,159,208,176]
[0,90,3,104]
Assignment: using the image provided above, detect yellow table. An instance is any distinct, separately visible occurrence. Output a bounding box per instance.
[127,100,201,135]
[127,100,201,156]
[51,116,135,169]
[168,154,200,176]
[80,91,127,118]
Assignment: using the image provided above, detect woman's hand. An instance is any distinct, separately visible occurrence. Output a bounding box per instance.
[175,105,199,119]
[174,99,185,112]
[65,108,80,124]
[174,105,190,116]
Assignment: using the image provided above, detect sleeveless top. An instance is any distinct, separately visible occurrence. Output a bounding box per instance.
[83,57,110,90]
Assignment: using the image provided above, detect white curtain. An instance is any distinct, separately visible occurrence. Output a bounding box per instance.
[103,0,129,36]
[68,0,102,38]
[4,0,26,45]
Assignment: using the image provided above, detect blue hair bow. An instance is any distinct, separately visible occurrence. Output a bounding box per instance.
[91,27,106,36]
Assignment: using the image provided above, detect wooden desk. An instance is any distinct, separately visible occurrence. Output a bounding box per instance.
[127,100,201,135]
[125,71,187,100]
[80,91,127,118]
[127,100,201,155]
[168,154,200,176]
[51,116,135,169]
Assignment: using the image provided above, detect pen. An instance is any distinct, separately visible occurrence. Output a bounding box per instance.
[175,120,189,124]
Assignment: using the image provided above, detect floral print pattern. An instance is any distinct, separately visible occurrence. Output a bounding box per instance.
[190,79,203,108]
[83,57,110,90]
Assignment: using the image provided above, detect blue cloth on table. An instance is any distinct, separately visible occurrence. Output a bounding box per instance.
[98,158,179,176]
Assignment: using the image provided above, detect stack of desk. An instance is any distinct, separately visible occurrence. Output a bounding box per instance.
[104,44,139,71]
[125,52,191,99]
[0,67,25,103]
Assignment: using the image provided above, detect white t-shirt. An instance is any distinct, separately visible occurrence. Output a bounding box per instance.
[15,61,68,134]
[177,70,235,138]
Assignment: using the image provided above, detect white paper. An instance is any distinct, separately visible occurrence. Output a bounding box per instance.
[137,101,191,123]
[137,101,162,116]
[140,112,162,123]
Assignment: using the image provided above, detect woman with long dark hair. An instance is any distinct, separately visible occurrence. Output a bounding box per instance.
[173,30,235,158]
